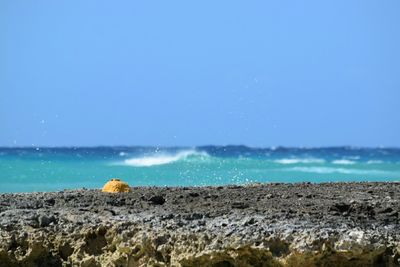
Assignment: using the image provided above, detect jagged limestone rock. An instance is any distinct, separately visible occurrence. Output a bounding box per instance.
[1,183,400,266]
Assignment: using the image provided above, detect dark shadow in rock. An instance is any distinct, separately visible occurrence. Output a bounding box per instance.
[84,228,107,256]
[212,260,235,267]
[149,195,165,205]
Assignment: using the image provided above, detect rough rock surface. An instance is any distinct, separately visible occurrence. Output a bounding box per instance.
[0,182,400,266]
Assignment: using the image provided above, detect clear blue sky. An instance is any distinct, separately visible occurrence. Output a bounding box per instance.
[1,1,399,147]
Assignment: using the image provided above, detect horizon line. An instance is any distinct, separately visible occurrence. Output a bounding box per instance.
[0,145,399,150]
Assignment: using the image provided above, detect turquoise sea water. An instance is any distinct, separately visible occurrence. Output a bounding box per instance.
[1,146,400,193]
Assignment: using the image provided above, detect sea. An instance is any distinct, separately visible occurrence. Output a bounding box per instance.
[1,146,400,193]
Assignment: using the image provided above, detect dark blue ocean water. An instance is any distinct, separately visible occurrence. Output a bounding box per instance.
[1,146,400,193]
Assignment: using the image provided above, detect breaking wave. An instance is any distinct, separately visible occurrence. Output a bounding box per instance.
[122,150,209,167]
[332,159,356,165]
[274,158,325,164]
[286,166,394,175]
[367,160,383,164]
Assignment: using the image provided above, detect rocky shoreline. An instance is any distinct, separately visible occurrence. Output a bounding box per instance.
[0,182,399,266]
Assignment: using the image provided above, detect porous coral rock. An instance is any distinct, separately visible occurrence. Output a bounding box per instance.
[1,183,400,266]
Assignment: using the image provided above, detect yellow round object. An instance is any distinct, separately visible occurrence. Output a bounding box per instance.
[102,178,131,193]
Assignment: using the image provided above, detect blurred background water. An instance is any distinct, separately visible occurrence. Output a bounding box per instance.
[1,146,400,193]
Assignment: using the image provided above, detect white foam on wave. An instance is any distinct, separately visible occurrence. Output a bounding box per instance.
[274,158,325,164]
[286,166,392,175]
[122,150,209,167]
[332,159,356,165]
[367,160,383,164]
